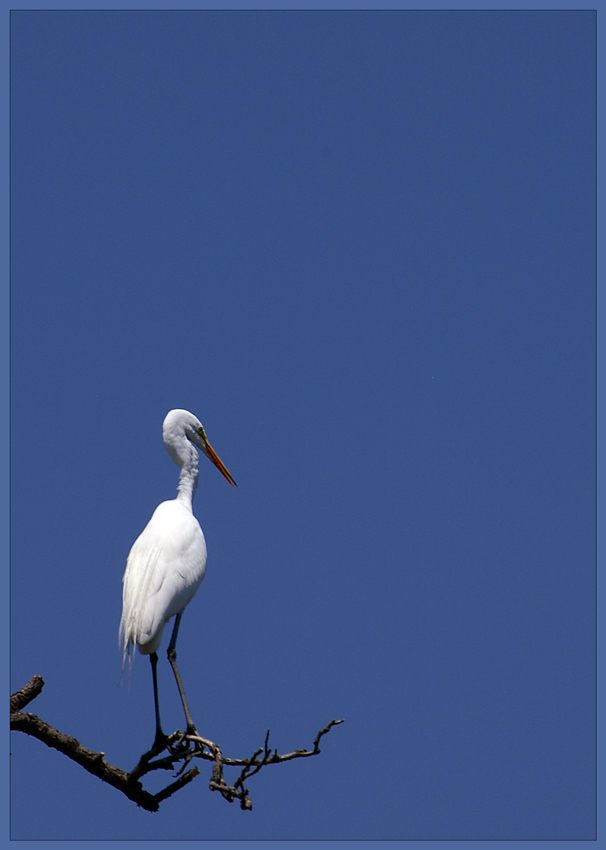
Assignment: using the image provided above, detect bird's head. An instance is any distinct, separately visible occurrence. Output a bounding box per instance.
[162,409,236,486]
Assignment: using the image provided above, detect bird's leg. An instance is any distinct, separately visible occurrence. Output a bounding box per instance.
[142,652,169,759]
[167,613,198,736]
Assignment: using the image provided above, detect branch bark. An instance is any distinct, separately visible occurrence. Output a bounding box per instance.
[10,675,343,812]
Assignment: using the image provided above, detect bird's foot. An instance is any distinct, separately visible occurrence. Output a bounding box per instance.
[186,722,199,738]
[141,730,170,762]
[168,724,199,755]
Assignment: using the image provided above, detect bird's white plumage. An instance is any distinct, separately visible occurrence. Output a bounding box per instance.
[119,409,235,666]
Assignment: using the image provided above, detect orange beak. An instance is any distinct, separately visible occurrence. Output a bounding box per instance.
[204,440,237,487]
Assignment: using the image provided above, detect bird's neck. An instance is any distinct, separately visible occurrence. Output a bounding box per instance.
[176,446,199,509]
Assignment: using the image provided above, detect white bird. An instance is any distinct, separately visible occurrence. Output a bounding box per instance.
[119,409,236,751]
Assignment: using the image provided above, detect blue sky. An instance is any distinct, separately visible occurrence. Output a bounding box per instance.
[10,8,595,843]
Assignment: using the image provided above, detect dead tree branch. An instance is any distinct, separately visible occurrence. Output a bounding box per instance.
[10,675,344,812]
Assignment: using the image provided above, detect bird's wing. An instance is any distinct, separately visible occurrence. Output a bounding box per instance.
[120,540,162,660]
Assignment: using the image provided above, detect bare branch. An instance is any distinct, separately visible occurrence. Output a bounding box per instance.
[10,674,44,713]
[11,678,161,811]
[11,675,344,812]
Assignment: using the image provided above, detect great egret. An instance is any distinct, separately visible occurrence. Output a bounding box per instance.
[119,409,236,750]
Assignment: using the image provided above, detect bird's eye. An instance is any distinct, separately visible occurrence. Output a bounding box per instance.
[197,424,207,441]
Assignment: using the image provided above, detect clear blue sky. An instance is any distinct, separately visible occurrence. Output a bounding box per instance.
[10,9,595,842]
